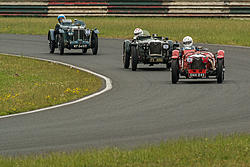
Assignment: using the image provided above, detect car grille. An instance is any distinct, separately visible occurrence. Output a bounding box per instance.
[190,58,206,69]
[73,29,85,41]
[150,42,161,54]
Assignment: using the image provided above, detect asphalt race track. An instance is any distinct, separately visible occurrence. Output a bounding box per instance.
[0,34,249,155]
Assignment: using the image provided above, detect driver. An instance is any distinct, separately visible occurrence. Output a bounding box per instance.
[182,36,195,50]
[180,36,196,58]
[57,14,66,24]
[55,14,66,37]
[133,28,143,39]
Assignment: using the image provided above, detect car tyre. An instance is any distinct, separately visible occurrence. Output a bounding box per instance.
[171,59,179,84]
[131,46,138,71]
[123,42,130,69]
[58,34,64,55]
[49,35,55,54]
[217,59,224,83]
[82,48,87,54]
[91,33,98,55]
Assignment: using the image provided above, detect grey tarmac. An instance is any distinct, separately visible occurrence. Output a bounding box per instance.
[0,34,249,155]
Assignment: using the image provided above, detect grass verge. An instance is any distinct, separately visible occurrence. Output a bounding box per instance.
[0,54,102,116]
[0,134,249,167]
[0,17,250,46]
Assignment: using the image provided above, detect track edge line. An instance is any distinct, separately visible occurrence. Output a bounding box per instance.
[0,53,112,119]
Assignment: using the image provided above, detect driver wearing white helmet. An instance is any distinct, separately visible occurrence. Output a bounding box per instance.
[179,36,196,58]
[182,36,195,50]
[133,28,143,39]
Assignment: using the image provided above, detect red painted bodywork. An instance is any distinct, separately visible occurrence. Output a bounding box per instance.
[188,69,207,78]
[217,50,225,59]
[172,50,179,59]
[188,69,206,73]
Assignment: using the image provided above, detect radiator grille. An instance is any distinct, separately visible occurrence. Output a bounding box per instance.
[73,30,85,41]
[190,58,206,69]
[150,42,161,54]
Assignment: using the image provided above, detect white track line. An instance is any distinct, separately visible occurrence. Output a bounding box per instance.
[0,53,112,119]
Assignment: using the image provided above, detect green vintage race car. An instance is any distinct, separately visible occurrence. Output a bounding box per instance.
[123,30,179,71]
[48,19,99,55]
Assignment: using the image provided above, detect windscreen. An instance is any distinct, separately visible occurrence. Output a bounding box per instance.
[142,30,150,36]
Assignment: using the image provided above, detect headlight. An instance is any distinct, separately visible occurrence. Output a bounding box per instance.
[68,32,73,36]
[187,57,193,63]
[163,44,169,49]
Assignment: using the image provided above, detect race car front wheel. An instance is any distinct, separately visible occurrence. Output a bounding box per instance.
[171,59,179,84]
[131,46,138,71]
[91,33,98,55]
[123,42,130,69]
[49,35,55,54]
[217,59,224,83]
[58,35,64,55]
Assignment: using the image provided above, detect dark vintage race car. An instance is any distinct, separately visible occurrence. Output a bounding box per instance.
[171,46,225,83]
[123,30,180,71]
[48,19,99,55]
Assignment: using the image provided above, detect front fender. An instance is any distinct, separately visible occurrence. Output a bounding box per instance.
[93,28,100,34]
[172,50,180,59]
[217,50,225,59]
[48,29,55,41]
[124,40,131,55]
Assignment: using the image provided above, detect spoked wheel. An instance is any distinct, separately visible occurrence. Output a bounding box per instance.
[91,33,98,55]
[171,59,179,84]
[131,46,138,71]
[82,48,87,54]
[58,34,64,55]
[48,35,55,54]
[217,59,224,83]
[123,42,130,69]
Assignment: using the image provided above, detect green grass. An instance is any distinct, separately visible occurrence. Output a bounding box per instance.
[0,134,249,167]
[0,17,250,46]
[0,54,102,115]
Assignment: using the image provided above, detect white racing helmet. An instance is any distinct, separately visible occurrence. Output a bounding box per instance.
[134,28,143,36]
[183,36,193,47]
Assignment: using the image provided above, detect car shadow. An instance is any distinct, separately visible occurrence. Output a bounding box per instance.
[44,52,102,57]
[137,67,170,72]
[180,80,217,84]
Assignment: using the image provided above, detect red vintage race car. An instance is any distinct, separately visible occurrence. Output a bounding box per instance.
[171,47,225,84]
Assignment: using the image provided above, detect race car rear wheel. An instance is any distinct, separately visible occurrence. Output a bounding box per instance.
[171,59,179,84]
[217,59,224,83]
[91,33,98,55]
[131,46,138,71]
[58,34,64,55]
[82,49,87,54]
[123,42,130,69]
[49,35,55,54]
